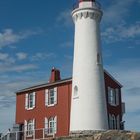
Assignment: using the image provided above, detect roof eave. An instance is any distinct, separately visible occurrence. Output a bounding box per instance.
[16,78,72,94]
[104,69,123,88]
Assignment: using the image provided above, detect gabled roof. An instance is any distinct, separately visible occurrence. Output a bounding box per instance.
[104,69,123,88]
[16,78,72,94]
[16,70,122,94]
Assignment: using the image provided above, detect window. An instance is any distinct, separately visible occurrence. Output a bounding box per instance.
[110,88,115,104]
[24,119,35,136]
[74,86,78,97]
[109,114,117,130]
[45,87,57,107]
[49,117,55,134]
[45,116,57,135]
[108,87,119,106]
[25,92,36,110]
[97,53,101,64]
[109,114,113,129]
[49,89,55,105]
[112,115,116,129]
[116,115,120,129]
[115,89,119,105]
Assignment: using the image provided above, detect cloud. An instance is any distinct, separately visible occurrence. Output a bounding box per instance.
[60,41,73,48]
[64,55,73,60]
[57,10,73,27]
[0,72,48,110]
[0,53,15,64]
[0,52,38,73]
[0,64,37,73]
[125,113,140,131]
[0,28,41,48]
[0,53,9,60]
[0,96,15,108]
[101,22,140,43]
[16,52,27,60]
[105,58,140,130]
[0,70,49,133]
[11,64,37,72]
[102,0,137,24]
[31,52,56,61]
[105,58,140,88]
[0,104,15,133]
[126,87,140,96]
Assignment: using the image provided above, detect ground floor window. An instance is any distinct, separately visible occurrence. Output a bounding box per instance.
[45,116,57,135]
[109,114,120,130]
[24,119,35,136]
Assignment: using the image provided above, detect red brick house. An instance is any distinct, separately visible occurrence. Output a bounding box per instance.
[15,68,125,139]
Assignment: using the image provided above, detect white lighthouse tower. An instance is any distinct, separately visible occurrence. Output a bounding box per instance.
[70,0,108,132]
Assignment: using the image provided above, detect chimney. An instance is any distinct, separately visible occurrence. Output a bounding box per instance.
[49,67,61,83]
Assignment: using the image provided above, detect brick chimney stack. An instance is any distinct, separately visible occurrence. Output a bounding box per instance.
[49,67,61,83]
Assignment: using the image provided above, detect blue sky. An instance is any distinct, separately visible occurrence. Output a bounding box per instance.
[0,0,140,133]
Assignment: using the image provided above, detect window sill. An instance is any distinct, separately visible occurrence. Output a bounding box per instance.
[109,103,119,107]
[96,63,102,65]
[26,134,33,137]
[73,96,79,100]
[47,132,56,136]
[26,107,35,110]
[46,104,57,107]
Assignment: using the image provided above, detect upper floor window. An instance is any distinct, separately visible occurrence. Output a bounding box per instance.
[24,119,35,137]
[45,116,57,135]
[45,87,57,107]
[108,87,119,106]
[25,92,36,110]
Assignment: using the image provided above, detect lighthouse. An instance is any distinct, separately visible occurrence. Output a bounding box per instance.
[70,0,108,132]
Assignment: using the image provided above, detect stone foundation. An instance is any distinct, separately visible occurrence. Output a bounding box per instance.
[55,130,140,140]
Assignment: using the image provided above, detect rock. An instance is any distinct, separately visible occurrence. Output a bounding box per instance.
[55,131,140,140]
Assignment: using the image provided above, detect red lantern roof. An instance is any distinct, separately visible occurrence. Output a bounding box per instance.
[79,0,95,2]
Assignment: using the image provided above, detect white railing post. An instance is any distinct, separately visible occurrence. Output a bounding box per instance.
[7,133,10,140]
[3,128,54,140]
[43,128,45,139]
[16,132,18,140]
[33,129,35,140]
[24,131,26,140]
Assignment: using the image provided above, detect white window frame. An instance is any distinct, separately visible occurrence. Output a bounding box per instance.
[24,119,35,137]
[25,92,36,110]
[45,87,57,107]
[116,115,120,129]
[49,117,55,134]
[115,88,119,106]
[97,53,102,65]
[45,117,48,134]
[108,87,119,106]
[45,116,57,135]
[109,114,117,130]
[112,115,116,129]
[109,114,113,129]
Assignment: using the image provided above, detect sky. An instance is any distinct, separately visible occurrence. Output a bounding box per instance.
[0,0,140,133]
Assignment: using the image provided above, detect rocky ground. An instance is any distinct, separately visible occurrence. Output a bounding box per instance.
[55,130,140,140]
